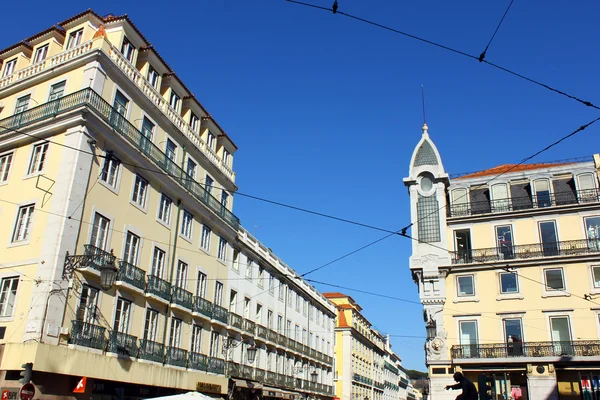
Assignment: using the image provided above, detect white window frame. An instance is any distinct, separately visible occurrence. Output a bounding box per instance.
[27,142,49,175]
[89,212,111,250]
[66,29,83,49]
[143,308,159,341]
[0,276,20,317]
[207,131,216,151]
[543,267,566,291]
[48,81,66,101]
[169,90,180,112]
[245,259,252,279]
[258,266,264,288]
[180,210,193,240]
[190,113,200,133]
[11,204,35,243]
[456,274,475,297]
[147,66,159,89]
[99,152,121,191]
[131,174,149,210]
[113,297,132,333]
[214,282,224,306]
[169,318,183,348]
[14,94,30,114]
[157,193,172,226]
[2,59,16,77]
[191,324,203,354]
[200,225,211,251]
[217,237,227,261]
[151,247,166,278]
[499,271,519,294]
[0,152,14,184]
[121,37,135,63]
[123,231,141,266]
[223,149,231,167]
[33,44,49,63]
[175,260,188,289]
[229,290,238,313]
[196,271,207,298]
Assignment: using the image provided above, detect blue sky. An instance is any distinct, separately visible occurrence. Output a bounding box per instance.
[4,0,600,370]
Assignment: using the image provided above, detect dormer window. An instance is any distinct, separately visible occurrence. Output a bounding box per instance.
[147,66,159,89]
[533,179,552,208]
[169,90,180,112]
[450,188,469,216]
[120,37,135,63]
[207,131,216,151]
[223,149,231,167]
[190,113,200,133]
[33,45,49,63]
[2,59,16,78]
[66,29,83,49]
[490,183,510,212]
[577,173,598,203]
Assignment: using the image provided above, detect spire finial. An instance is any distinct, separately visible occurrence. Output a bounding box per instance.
[422,123,429,136]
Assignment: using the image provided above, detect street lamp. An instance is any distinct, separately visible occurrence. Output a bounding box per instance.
[63,248,118,291]
[247,345,257,364]
[425,319,437,340]
[311,371,318,383]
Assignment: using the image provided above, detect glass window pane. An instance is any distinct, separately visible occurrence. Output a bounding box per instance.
[545,269,564,290]
[550,317,571,342]
[504,319,522,342]
[593,266,600,288]
[457,276,474,296]
[500,272,518,293]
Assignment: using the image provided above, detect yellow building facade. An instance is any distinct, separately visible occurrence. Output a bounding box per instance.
[404,124,600,400]
[323,293,414,400]
[0,10,335,400]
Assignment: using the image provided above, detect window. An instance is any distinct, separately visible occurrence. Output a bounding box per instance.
[303,299,308,315]
[191,113,200,133]
[496,225,514,259]
[175,261,187,289]
[244,298,251,318]
[585,217,600,241]
[267,310,273,329]
[90,213,110,250]
[218,237,227,261]
[209,331,220,357]
[123,231,140,265]
[113,90,129,116]
[302,329,307,344]
[201,225,211,251]
[66,29,83,49]
[592,266,600,288]
[15,95,30,114]
[205,175,214,194]
[214,282,223,306]
[131,175,148,208]
[27,142,48,175]
[0,152,13,183]
[186,158,197,179]
[491,183,510,212]
[158,194,172,224]
[2,59,16,77]
[169,90,180,111]
[169,318,182,348]
[539,221,559,256]
[503,318,523,344]
[309,332,314,348]
[165,139,177,171]
[12,204,35,242]
[245,259,252,278]
[533,179,552,208]
[287,287,293,305]
[278,283,284,300]
[295,293,300,311]
[577,174,598,203]
[223,149,231,167]
[286,320,291,337]
[0,277,19,317]
[459,320,478,357]
[121,37,135,62]
[256,304,262,323]
[229,290,237,313]
[33,45,49,63]
[451,188,469,216]
[191,324,203,353]
[457,275,475,297]
[544,268,565,291]
[233,250,240,271]
[258,266,264,287]
[151,247,165,278]
[196,272,207,298]
[144,308,159,341]
[221,190,229,209]
[295,325,300,341]
[99,153,120,190]
[114,298,132,333]
[77,285,99,324]
[207,132,216,151]
[180,210,193,239]
[277,315,283,333]
[141,117,154,141]
[48,81,66,101]
[500,272,518,294]
[454,229,472,264]
[550,316,572,354]
[147,66,159,89]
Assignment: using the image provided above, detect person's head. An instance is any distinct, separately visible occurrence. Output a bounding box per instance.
[453,372,464,382]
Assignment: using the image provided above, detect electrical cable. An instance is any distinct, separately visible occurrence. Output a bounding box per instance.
[284,0,600,111]
[478,0,515,62]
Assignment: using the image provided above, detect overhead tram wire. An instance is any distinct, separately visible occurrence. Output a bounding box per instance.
[478,0,515,62]
[284,0,600,111]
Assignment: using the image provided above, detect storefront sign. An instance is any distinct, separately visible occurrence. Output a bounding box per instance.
[1,388,18,400]
[196,382,221,394]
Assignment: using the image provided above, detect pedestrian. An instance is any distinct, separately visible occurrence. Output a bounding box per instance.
[445,372,478,400]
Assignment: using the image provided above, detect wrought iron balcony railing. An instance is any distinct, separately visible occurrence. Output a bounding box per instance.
[452,238,600,264]
[229,313,243,330]
[146,275,171,301]
[265,371,277,385]
[208,357,225,374]
[267,329,278,343]
[242,318,256,335]
[228,362,242,377]
[256,324,268,340]
[70,320,106,350]
[189,352,208,371]
[166,346,188,368]
[451,340,600,359]
[138,339,164,363]
[0,88,240,229]
[193,296,213,319]
[255,368,266,382]
[448,188,600,218]
[117,261,146,290]
[107,330,138,356]
[171,286,193,310]
[212,304,228,324]
[241,364,254,380]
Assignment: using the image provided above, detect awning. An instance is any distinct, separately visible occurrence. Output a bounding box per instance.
[262,386,300,400]
[232,379,263,390]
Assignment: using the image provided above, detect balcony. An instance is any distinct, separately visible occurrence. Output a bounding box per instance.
[146,275,171,302]
[266,371,277,385]
[0,88,240,230]
[242,319,256,335]
[166,346,188,368]
[451,340,600,360]
[83,244,116,271]
[267,329,278,343]
[107,330,138,356]
[171,287,193,310]
[284,376,295,388]
[228,362,242,377]
[70,320,106,350]
[208,357,225,374]
[448,188,600,218]
[256,325,268,340]
[229,313,243,330]
[138,339,164,363]
[193,296,213,319]
[189,352,208,371]
[116,261,146,291]
[276,373,286,386]
[277,333,287,347]
[255,368,266,382]
[212,304,228,324]
[451,239,600,264]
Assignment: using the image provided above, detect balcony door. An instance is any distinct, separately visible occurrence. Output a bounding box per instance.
[503,318,523,356]
[459,320,478,358]
[496,225,514,260]
[550,316,573,355]
[533,179,552,208]
[491,184,510,212]
[539,221,559,256]
[454,229,472,263]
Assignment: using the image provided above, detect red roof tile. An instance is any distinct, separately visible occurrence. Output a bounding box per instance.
[338,310,349,328]
[454,162,573,180]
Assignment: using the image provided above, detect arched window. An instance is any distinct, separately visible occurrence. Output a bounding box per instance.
[577,173,598,203]
[491,183,510,212]
[533,179,552,208]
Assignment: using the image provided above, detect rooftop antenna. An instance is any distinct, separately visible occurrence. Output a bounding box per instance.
[421,84,427,125]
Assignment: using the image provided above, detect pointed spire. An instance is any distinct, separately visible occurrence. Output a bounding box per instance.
[422,123,429,137]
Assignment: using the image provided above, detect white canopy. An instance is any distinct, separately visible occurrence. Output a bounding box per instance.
[148,391,217,400]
